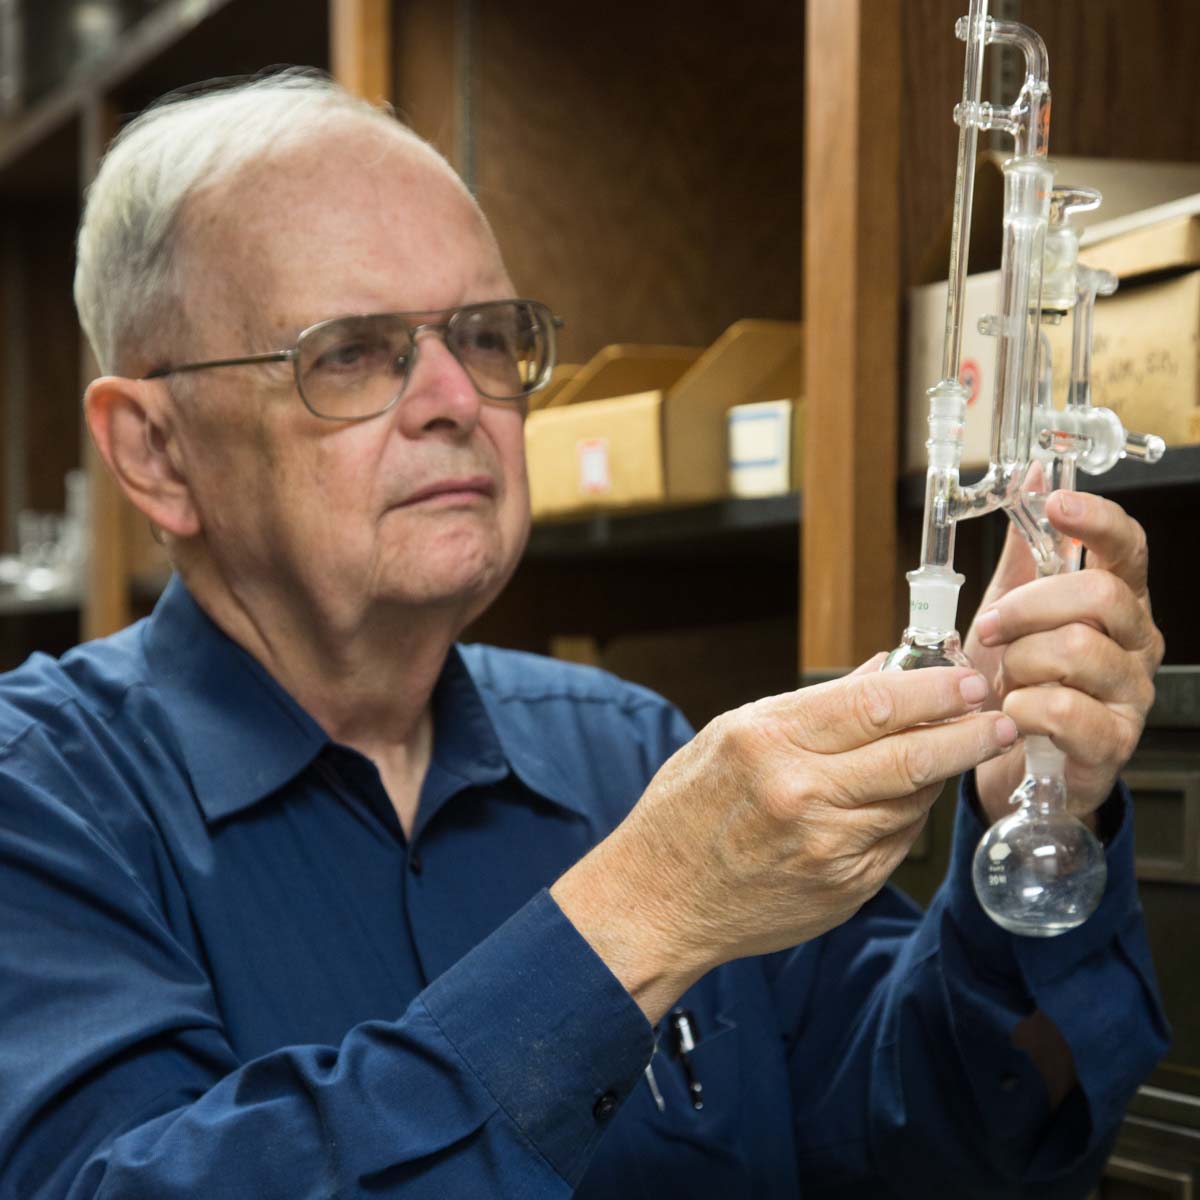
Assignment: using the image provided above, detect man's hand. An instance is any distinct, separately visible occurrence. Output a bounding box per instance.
[552,665,1017,1024]
[964,490,1165,825]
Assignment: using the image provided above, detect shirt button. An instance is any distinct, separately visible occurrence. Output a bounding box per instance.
[592,1092,618,1123]
[408,851,423,875]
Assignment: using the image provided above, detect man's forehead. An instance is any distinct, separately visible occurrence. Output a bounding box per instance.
[200,121,477,248]
[181,119,504,344]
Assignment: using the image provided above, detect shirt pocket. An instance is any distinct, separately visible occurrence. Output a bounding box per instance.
[640,1013,745,1164]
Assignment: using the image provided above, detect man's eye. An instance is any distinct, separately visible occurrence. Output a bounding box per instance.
[313,339,394,371]
[467,328,514,356]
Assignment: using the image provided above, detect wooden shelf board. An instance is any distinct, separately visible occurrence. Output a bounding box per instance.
[0,588,82,617]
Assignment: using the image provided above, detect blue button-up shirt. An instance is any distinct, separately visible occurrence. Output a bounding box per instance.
[0,576,1168,1198]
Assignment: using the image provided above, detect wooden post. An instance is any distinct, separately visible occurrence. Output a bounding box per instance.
[330,0,393,102]
[80,95,131,641]
[801,0,901,671]
[390,0,468,176]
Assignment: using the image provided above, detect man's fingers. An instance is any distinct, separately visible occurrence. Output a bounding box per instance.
[777,667,992,754]
[975,519,1036,614]
[1001,685,1143,773]
[973,569,1152,655]
[828,710,1018,807]
[1046,490,1151,597]
[995,624,1154,711]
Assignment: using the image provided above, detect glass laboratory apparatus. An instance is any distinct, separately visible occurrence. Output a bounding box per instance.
[887,2,1164,936]
[971,196,1164,936]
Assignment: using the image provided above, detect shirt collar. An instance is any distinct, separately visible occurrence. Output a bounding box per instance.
[142,576,586,825]
[451,648,590,825]
[142,576,329,824]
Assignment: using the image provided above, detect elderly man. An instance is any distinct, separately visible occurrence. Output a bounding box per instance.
[0,71,1167,1198]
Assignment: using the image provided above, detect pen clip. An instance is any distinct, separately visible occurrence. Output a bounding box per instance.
[667,1009,704,1111]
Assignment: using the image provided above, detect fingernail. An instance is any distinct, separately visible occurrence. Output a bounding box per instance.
[995,716,1018,745]
[960,674,988,705]
[1056,491,1076,517]
[975,609,1000,645]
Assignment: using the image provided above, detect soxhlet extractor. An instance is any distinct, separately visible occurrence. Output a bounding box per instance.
[886,0,1164,936]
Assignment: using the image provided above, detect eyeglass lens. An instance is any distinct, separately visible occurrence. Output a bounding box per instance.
[295,300,552,420]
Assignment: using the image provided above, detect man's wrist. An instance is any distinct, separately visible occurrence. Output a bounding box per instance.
[551,833,708,1027]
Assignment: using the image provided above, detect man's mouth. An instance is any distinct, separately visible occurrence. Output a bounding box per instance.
[398,476,496,507]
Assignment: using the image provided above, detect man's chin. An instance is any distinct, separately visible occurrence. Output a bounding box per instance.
[371,515,526,616]
[379,551,515,618]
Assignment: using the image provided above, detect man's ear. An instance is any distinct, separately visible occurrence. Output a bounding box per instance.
[84,377,201,539]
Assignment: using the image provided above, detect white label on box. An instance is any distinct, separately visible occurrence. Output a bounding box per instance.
[729,411,785,466]
[727,400,792,497]
[577,438,611,495]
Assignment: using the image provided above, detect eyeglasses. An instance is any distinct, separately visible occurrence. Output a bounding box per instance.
[143,299,561,421]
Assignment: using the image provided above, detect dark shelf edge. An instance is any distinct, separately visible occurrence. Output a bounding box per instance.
[0,591,82,618]
[524,492,802,561]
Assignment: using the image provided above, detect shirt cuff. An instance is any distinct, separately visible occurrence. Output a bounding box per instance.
[420,887,654,1187]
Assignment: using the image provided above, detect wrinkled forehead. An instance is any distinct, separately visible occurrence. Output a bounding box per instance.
[177,118,508,349]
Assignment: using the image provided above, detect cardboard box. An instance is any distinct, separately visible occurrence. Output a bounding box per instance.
[915,156,1200,285]
[1044,271,1200,447]
[1080,193,1200,281]
[905,270,1001,471]
[907,265,1200,471]
[906,160,1200,471]
[525,320,803,519]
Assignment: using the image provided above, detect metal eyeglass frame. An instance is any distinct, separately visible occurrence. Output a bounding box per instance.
[141,298,563,421]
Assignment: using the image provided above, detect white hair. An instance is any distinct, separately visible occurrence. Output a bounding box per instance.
[74,69,449,376]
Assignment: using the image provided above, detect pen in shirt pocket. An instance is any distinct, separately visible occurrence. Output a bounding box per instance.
[645,1009,704,1113]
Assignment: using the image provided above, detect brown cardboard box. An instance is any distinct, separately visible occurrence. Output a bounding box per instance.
[907,263,1200,471]
[1045,271,1200,447]
[1042,191,1200,448]
[525,320,803,519]
[915,157,1200,285]
[1079,192,1200,281]
[906,270,1002,470]
[907,162,1200,472]
[1082,213,1200,281]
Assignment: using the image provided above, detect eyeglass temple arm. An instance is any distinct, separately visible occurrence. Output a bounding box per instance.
[144,350,295,379]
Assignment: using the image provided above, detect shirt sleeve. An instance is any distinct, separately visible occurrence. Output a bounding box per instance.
[0,768,653,1199]
[765,771,1170,1199]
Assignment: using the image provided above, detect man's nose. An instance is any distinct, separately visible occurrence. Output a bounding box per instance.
[396,330,482,437]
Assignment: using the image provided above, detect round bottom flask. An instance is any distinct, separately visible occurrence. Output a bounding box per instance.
[972,747,1107,937]
[883,626,972,671]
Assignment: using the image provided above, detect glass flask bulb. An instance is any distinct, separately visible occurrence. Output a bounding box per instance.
[883,626,972,672]
[971,752,1106,936]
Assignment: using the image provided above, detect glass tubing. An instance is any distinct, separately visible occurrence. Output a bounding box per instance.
[897,2,1165,935]
[905,0,1054,646]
